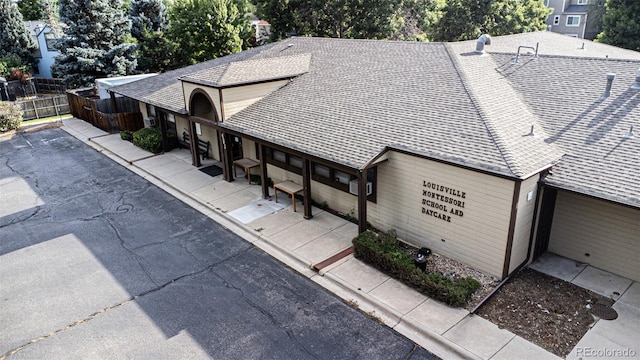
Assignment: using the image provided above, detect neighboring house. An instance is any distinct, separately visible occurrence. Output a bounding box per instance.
[24,20,60,78]
[544,0,600,39]
[250,15,271,43]
[109,32,640,283]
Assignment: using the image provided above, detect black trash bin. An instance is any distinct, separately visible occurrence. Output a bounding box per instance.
[414,247,432,272]
[414,253,427,272]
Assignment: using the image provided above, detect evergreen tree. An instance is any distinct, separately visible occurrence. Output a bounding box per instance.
[52,0,137,88]
[136,30,177,73]
[596,0,640,51]
[18,0,45,20]
[166,0,251,68]
[0,0,36,71]
[128,0,167,41]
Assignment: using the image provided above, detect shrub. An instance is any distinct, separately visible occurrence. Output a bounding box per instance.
[132,127,162,153]
[0,102,23,132]
[120,130,133,141]
[352,230,480,307]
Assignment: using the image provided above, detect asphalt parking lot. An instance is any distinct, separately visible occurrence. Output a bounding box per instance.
[0,129,439,359]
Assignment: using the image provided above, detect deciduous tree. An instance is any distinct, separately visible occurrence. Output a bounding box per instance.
[166,0,251,68]
[432,0,550,42]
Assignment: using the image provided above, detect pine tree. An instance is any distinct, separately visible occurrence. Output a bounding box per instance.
[596,0,640,51]
[18,0,45,20]
[128,0,168,41]
[52,0,137,88]
[0,0,37,70]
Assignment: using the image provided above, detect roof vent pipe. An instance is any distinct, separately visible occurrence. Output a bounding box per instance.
[601,73,616,99]
[624,125,634,139]
[475,34,492,54]
[632,68,640,89]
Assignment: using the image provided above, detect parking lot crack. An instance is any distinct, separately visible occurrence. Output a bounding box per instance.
[106,218,159,287]
[211,270,320,360]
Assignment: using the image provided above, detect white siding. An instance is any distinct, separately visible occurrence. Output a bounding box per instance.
[221,81,288,119]
[509,174,540,273]
[368,151,515,278]
[549,192,640,282]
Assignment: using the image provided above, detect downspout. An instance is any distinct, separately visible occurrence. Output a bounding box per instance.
[471,173,545,314]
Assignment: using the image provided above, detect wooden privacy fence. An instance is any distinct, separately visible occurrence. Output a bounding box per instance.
[17,94,70,120]
[67,88,143,132]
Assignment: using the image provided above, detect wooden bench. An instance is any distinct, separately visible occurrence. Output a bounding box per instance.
[179,131,210,160]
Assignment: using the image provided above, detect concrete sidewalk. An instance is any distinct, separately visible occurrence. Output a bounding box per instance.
[60,118,637,360]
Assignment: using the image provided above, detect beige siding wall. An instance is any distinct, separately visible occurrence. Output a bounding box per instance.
[138,101,148,117]
[182,83,222,121]
[367,151,515,278]
[174,115,189,137]
[508,174,540,273]
[549,192,640,282]
[198,123,220,160]
[221,80,288,119]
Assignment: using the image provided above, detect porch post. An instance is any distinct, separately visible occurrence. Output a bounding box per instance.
[159,112,169,152]
[189,119,198,166]
[258,144,269,198]
[302,158,313,219]
[220,132,234,182]
[357,169,367,234]
[187,120,199,166]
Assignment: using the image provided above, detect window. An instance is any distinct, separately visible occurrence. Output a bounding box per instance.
[576,0,588,4]
[553,15,560,25]
[262,146,377,201]
[543,0,550,6]
[167,113,175,123]
[147,104,156,117]
[273,150,286,163]
[289,156,302,169]
[44,32,58,51]
[566,16,580,26]
[195,123,202,136]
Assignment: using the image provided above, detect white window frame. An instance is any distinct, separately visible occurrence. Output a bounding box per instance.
[195,123,202,136]
[576,0,588,4]
[553,15,560,25]
[566,16,580,26]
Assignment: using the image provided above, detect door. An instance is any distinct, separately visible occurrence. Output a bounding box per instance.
[533,187,557,259]
[231,136,243,161]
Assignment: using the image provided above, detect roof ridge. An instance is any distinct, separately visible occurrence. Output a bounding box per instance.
[444,43,563,178]
[488,51,640,63]
[443,43,519,177]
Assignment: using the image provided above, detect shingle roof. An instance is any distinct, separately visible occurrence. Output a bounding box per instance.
[180,53,311,87]
[490,51,640,207]
[111,32,640,208]
[219,36,567,178]
[109,44,278,114]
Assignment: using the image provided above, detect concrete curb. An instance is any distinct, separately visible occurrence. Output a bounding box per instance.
[319,270,481,360]
[57,123,486,360]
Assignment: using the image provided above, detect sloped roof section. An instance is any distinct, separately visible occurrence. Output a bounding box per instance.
[180,53,311,87]
[489,50,640,208]
[109,44,277,114]
[218,38,516,174]
[446,42,563,178]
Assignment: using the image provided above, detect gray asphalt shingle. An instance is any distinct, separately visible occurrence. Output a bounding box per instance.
[110,32,640,208]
